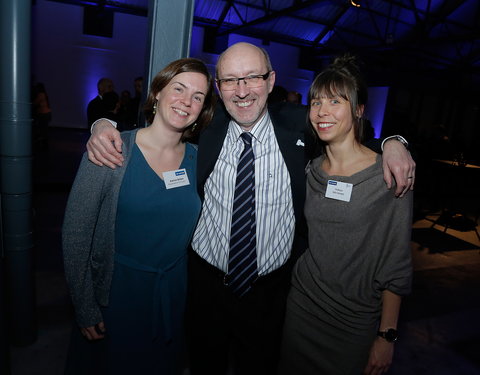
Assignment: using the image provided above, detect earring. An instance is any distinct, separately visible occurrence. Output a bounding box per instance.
[153,101,157,115]
[192,123,197,131]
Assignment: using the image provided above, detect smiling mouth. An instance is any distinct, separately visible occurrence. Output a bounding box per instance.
[318,123,334,128]
[234,100,254,108]
[173,107,188,116]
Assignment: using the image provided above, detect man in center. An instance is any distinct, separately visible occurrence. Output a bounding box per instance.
[186,42,309,375]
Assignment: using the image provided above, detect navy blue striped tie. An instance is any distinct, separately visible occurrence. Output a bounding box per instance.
[228,132,257,297]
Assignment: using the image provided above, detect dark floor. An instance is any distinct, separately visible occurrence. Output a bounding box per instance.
[5,127,480,374]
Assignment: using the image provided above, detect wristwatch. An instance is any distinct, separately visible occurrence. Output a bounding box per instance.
[380,135,409,151]
[377,328,398,343]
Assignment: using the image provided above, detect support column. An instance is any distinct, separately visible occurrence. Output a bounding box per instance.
[136,0,194,127]
[141,0,195,113]
[0,212,10,375]
[0,0,36,348]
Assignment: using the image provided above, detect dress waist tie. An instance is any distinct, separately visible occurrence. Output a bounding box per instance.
[114,252,186,344]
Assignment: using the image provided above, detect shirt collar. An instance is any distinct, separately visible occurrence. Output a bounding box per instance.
[227,111,271,145]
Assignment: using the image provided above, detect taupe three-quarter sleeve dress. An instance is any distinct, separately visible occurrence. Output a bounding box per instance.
[279,155,413,375]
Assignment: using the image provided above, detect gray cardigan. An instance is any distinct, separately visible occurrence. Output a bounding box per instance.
[62,129,138,328]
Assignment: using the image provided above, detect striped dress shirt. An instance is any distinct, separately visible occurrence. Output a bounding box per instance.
[191,112,295,276]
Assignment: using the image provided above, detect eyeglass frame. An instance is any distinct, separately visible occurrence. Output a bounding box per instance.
[216,71,272,90]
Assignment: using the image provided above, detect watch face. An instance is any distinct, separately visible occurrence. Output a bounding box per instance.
[385,329,398,342]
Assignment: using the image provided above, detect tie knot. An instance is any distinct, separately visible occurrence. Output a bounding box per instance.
[240,132,253,146]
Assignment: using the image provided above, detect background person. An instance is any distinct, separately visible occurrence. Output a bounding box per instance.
[86,77,114,128]
[32,82,52,147]
[125,76,144,129]
[286,90,302,105]
[101,91,120,123]
[279,55,413,375]
[116,89,132,131]
[62,58,215,374]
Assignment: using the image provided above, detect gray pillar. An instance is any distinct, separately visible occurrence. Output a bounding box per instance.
[137,0,195,127]
[0,0,36,347]
[0,211,11,374]
[145,0,195,86]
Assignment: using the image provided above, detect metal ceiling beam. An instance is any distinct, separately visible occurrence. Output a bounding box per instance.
[195,17,325,49]
[390,0,470,31]
[407,0,423,25]
[309,0,420,48]
[312,3,350,47]
[411,0,467,41]
[261,0,272,14]
[200,0,431,50]
[196,12,385,52]
[364,0,385,43]
[215,0,234,28]
[216,0,322,36]
[210,1,403,48]
[231,2,247,24]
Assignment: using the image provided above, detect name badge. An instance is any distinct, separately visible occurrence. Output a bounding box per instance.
[325,180,352,202]
[163,168,190,189]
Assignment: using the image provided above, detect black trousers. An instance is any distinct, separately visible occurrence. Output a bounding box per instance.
[186,250,292,375]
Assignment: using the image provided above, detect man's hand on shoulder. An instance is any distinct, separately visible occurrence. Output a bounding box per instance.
[382,138,416,197]
[86,119,124,169]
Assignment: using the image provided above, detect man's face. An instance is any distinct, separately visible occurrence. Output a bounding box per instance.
[100,80,114,95]
[216,44,275,131]
[134,79,143,95]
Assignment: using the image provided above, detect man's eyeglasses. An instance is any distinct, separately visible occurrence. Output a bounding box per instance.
[217,72,271,90]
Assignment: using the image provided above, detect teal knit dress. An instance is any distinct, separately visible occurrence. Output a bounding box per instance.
[102,142,200,374]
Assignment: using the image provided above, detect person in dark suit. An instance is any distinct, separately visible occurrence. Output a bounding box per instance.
[86,77,114,128]
[128,76,144,128]
[84,42,415,375]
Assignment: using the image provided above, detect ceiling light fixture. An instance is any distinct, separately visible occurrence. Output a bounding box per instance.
[351,0,361,7]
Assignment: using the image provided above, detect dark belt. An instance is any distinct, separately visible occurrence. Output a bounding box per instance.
[189,250,291,288]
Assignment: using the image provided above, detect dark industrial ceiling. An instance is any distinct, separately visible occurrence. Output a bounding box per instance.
[49,0,480,89]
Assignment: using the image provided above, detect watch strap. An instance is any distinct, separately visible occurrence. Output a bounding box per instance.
[381,135,409,151]
[377,328,398,342]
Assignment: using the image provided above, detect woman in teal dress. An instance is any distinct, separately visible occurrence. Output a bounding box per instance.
[62,58,216,374]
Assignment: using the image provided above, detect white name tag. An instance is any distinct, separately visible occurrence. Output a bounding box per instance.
[325,180,352,202]
[163,168,190,189]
